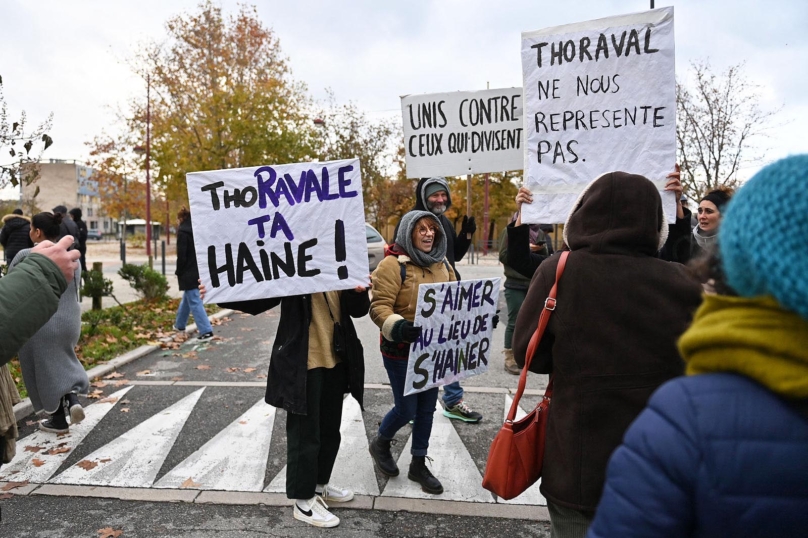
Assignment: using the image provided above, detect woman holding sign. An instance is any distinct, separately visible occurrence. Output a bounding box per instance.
[369,210,456,495]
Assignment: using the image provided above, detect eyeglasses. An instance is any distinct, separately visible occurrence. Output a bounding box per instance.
[416,226,439,237]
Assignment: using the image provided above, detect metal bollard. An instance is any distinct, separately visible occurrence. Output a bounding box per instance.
[92,261,103,310]
[120,239,126,265]
[161,240,166,276]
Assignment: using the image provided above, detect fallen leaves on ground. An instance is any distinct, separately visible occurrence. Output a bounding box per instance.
[97,396,118,404]
[239,420,248,425]
[180,477,201,488]
[182,351,198,359]
[46,446,70,456]
[76,460,99,471]
[31,458,45,467]
[1,480,29,491]
[0,493,12,500]
[243,367,256,373]
[240,328,255,332]
[226,367,240,373]
[113,380,129,387]
[120,408,130,413]
[105,335,118,344]
[104,372,124,379]
[196,365,211,370]
[136,370,152,376]
[97,526,123,537]
[92,381,108,388]
[256,374,267,379]
[171,377,184,382]
[87,389,104,399]
[24,445,42,453]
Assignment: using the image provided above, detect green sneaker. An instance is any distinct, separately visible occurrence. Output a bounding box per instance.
[442,400,482,423]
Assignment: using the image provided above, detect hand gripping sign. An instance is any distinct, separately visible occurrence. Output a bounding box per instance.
[404,278,501,396]
[187,159,369,304]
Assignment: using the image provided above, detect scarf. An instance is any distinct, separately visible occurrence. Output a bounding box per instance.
[395,210,447,268]
[679,294,808,399]
[692,224,717,250]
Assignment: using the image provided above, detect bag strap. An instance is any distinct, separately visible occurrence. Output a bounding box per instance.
[506,250,569,423]
[322,292,337,323]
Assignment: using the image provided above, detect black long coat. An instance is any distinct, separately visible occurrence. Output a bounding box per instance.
[175,218,200,291]
[220,290,369,415]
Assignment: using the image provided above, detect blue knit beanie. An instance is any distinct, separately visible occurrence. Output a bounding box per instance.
[719,154,808,320]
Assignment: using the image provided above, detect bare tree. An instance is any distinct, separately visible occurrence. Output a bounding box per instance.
[676,61,779,198]
[0,75,53,192]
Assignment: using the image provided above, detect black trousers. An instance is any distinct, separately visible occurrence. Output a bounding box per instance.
[285,363,347,499]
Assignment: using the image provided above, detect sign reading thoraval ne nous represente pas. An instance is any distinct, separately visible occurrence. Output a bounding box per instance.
[187,159,369,304]
[404,278,501,396]
[521,7,677,224]
[401,88,524,178]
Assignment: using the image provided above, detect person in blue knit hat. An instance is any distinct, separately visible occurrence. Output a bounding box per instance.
[586,154,808,538]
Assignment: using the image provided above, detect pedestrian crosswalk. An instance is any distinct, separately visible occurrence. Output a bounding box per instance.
[2,386,547,507]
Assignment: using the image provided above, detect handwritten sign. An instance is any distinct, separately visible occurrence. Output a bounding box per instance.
[521,7,676,224]
[401,88,524,178]
[187,159,368,303]
[404,278,501,396]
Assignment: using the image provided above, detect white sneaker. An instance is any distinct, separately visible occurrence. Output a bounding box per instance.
[293,496,339,528]
[316,483,354,503]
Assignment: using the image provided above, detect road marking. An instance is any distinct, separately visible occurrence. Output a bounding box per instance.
[51,388,204,488]
[154,399,276,491]
[0,387,133,483]
[496,395,546,506]
[380,401,495,503]
[265,397,380,495]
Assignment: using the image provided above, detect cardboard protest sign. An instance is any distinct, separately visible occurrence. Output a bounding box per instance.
[521,7,676,224]
[404,278,501,396]
[401,88,524,177]
[187,159,368,303]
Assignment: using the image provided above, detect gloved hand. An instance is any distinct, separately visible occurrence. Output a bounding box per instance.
[391,319,422,343]
[461,215,477,235]
[491,311,500,329]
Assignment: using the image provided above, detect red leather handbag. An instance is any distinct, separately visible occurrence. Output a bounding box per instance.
[482,251,568,500]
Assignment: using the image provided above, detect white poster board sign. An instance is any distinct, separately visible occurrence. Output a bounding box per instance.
[404,278,501,396]
[521,7,676,224]
[401,88,524,178]
[187,159,368,304]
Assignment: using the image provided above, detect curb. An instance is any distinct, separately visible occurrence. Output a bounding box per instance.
[13,309,234,422]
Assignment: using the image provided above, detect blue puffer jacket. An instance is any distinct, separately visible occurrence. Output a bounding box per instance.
[587,373,808,538]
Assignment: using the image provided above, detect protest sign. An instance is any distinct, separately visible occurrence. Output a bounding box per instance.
[404,278,501,396]
[521,7,676,224]
[187,158,369,304]
[401,88,524,177]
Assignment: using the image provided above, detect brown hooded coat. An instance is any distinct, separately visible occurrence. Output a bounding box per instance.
[512,172,702,512]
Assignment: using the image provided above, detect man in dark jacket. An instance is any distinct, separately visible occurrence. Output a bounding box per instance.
[52,205,80,249]
[0,209,33,264]
[398,177,482,423]
[513,172,702,534]
[173,207,213,339]
[68,208,88,272]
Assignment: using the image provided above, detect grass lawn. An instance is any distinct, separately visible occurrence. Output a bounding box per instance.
[8,298,220,399]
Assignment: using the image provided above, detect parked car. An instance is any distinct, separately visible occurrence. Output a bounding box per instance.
[366,223,387,271]
[86,229,103,241]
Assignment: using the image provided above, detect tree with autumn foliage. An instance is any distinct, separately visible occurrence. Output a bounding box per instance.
[85,133,149,221]
[125,1,316,207]
[0,74,53,192]
[446,172,520,249]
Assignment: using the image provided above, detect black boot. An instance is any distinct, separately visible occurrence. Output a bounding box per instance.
[408,455,443,494]
[369,435,399,477]
[39,400,69,434]
[65,393,85,424]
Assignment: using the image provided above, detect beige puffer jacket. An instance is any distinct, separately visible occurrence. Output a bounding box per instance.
[370,254,456,341]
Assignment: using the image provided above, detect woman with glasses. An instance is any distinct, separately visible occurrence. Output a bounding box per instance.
[368,210,456,495]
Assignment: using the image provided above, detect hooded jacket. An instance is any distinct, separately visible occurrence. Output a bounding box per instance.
[175,217,200,291]
[406,177,470,277]
[512,171,702,512]
[0,214,33,263]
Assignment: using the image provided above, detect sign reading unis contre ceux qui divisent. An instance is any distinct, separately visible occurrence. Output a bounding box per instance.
[401,88,524,178]
[187,159,369,304]
[404,278,501,396]
[521,7,677,225]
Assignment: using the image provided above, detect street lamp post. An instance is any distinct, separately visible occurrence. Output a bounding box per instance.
[134,75,153,268]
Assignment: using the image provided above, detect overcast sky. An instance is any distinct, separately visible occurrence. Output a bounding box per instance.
[2,0,806,181]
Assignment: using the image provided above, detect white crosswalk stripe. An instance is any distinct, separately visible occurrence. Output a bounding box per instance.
[264,396,380,496]
[51,388,204,487]
[155,398,276,491]
[0,387,132,483]
[496,394,546,506]
[381,401,495,503]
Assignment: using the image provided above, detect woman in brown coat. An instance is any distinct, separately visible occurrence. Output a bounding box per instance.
[512,172,702,537]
